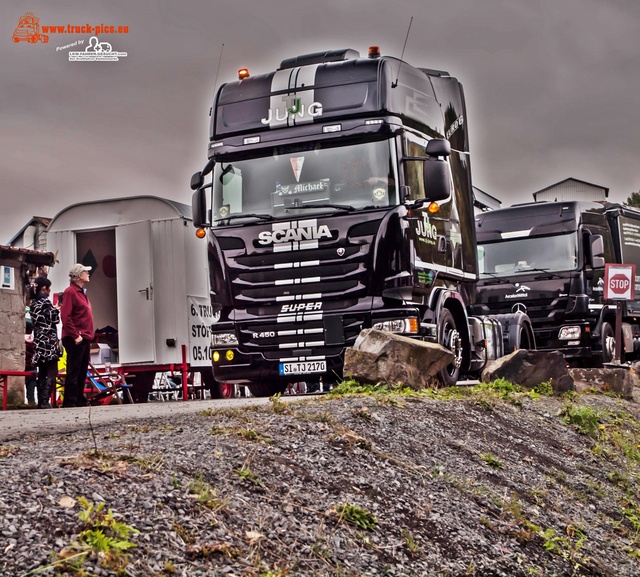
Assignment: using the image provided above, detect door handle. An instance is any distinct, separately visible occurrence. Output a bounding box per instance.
[138,287,150,300]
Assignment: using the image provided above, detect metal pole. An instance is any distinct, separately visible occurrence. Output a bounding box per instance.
[614,300,623,364]
[181,344,189,401]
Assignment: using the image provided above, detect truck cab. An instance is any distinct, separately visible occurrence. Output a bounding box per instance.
[473,201,640,365]
[191,48,530,395]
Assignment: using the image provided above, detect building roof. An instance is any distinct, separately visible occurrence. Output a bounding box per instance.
[532,177,609,199]
[7,217,52,246]
[0,245,55,266]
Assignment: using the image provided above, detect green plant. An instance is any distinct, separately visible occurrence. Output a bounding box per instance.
[401,529,421,555]
[480,452,504,470]
[535,379,554,396]
[234,465,266,488]
[237,428,272,443]
[188,474,227,511]
[48,497,139,574]
[269,393,291,414]
[560,404,601,436]
[332,502,377,531]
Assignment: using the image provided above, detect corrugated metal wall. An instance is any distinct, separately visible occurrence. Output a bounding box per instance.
[535,181,607,202]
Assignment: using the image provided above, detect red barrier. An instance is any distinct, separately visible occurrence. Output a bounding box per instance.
[0,370,37,410]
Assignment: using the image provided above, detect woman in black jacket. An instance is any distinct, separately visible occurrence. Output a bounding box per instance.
[29,277,60,409]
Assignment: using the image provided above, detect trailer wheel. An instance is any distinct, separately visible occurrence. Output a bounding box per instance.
[437,309,463,387]
[246,381,288,397]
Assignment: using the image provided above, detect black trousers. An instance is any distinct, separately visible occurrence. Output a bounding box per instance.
[36,359,58,405]
[62,337,90,407]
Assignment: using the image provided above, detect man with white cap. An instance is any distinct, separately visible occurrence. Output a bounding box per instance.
[60,263,95,408]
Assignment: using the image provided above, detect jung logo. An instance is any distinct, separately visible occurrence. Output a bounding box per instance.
[512,303,527,314]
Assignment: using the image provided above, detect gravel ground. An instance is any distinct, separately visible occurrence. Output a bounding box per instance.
[1,386,639,577]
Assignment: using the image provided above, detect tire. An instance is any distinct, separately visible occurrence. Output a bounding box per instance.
[199,369,234,399]
[592,321,616,367]
[246,381,288,397]
[437,309,463,387]
[518,324,535,350]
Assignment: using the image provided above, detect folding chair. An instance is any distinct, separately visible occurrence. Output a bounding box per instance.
[85,363,134,405]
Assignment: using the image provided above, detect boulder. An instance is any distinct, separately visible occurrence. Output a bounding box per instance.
[568,366,637,400]
[343,329,455,390]
[481,349,574,394]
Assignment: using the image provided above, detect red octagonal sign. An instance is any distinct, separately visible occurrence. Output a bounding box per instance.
[610,274,630,294]
[604,264,636,300]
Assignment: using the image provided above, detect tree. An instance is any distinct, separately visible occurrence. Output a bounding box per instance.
[624,191,640,208]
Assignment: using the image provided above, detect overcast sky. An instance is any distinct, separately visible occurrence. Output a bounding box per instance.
[2,0,639,244]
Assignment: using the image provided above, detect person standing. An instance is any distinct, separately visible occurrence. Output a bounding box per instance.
[29,276,61,409]
[60,264,94,408]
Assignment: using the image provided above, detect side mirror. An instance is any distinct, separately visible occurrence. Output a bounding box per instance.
[590,234,605,268]
[190,171,204,191]
[423,139,452,202]
[192,188,208,228]
[426,138,451,158]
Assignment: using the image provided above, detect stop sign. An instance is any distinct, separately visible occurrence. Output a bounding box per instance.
[604,264,636,300]
[610,274,630,295]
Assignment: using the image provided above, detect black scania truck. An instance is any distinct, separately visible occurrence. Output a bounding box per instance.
[473,201,640,366]
[190,47,533,396]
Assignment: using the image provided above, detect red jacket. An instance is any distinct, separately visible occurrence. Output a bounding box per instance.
[61,282,95,341]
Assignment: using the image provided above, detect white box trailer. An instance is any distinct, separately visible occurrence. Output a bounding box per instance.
[47,196,218,401]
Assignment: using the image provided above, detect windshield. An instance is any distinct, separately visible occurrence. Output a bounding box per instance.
[211,140,397,223]
[478,233,579,277]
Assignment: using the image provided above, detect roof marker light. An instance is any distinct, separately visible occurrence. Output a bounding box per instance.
[243,136,260,145]
[238,68,250,80]
[368,46,381,58]
[427,202,440,214]
[365,119,384,125]
[322,124,342,133]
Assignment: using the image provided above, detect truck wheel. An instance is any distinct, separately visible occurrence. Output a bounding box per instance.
[246,381,287,397]
[437,309,463,387]
[601,322,615,364]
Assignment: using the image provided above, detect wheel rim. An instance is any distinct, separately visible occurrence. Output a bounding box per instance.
[443,322,463,373]
[603,332,615,361]
[220,382,234,399]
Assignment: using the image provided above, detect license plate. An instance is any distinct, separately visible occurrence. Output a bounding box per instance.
[279,360,326,375]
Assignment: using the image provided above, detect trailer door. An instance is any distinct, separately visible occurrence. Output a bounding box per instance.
[116,221,155,363]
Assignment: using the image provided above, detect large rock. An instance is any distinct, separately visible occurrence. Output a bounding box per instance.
[343,329,455,390]
[568,367,637,400]
[481,349,574,394]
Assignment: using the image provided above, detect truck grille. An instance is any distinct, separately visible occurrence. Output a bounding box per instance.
[213,216,380,356]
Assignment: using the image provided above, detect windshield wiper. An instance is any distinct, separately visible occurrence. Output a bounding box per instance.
[288,203,355,212]
[215,213,275,224]
[524,267,563,279]
[479,272,511,285]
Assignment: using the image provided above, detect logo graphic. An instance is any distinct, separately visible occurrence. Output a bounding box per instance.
[511,303,527,314]
[290,157,304,182]
[258,219,332,251]
[415,214,438,245]
[69,36,127,61]
[505,283,530,299]
[337,248,346,257]
[13,13,49,44]
[261,98,323,125]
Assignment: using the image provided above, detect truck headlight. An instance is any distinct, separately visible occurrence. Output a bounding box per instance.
[372,318,418,334]
[558,326,581,340]
[211,332,238,346]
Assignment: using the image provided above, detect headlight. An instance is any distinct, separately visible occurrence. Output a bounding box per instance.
[558,326,581,340]
[211,332,238,346]
[372,318,418,334]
